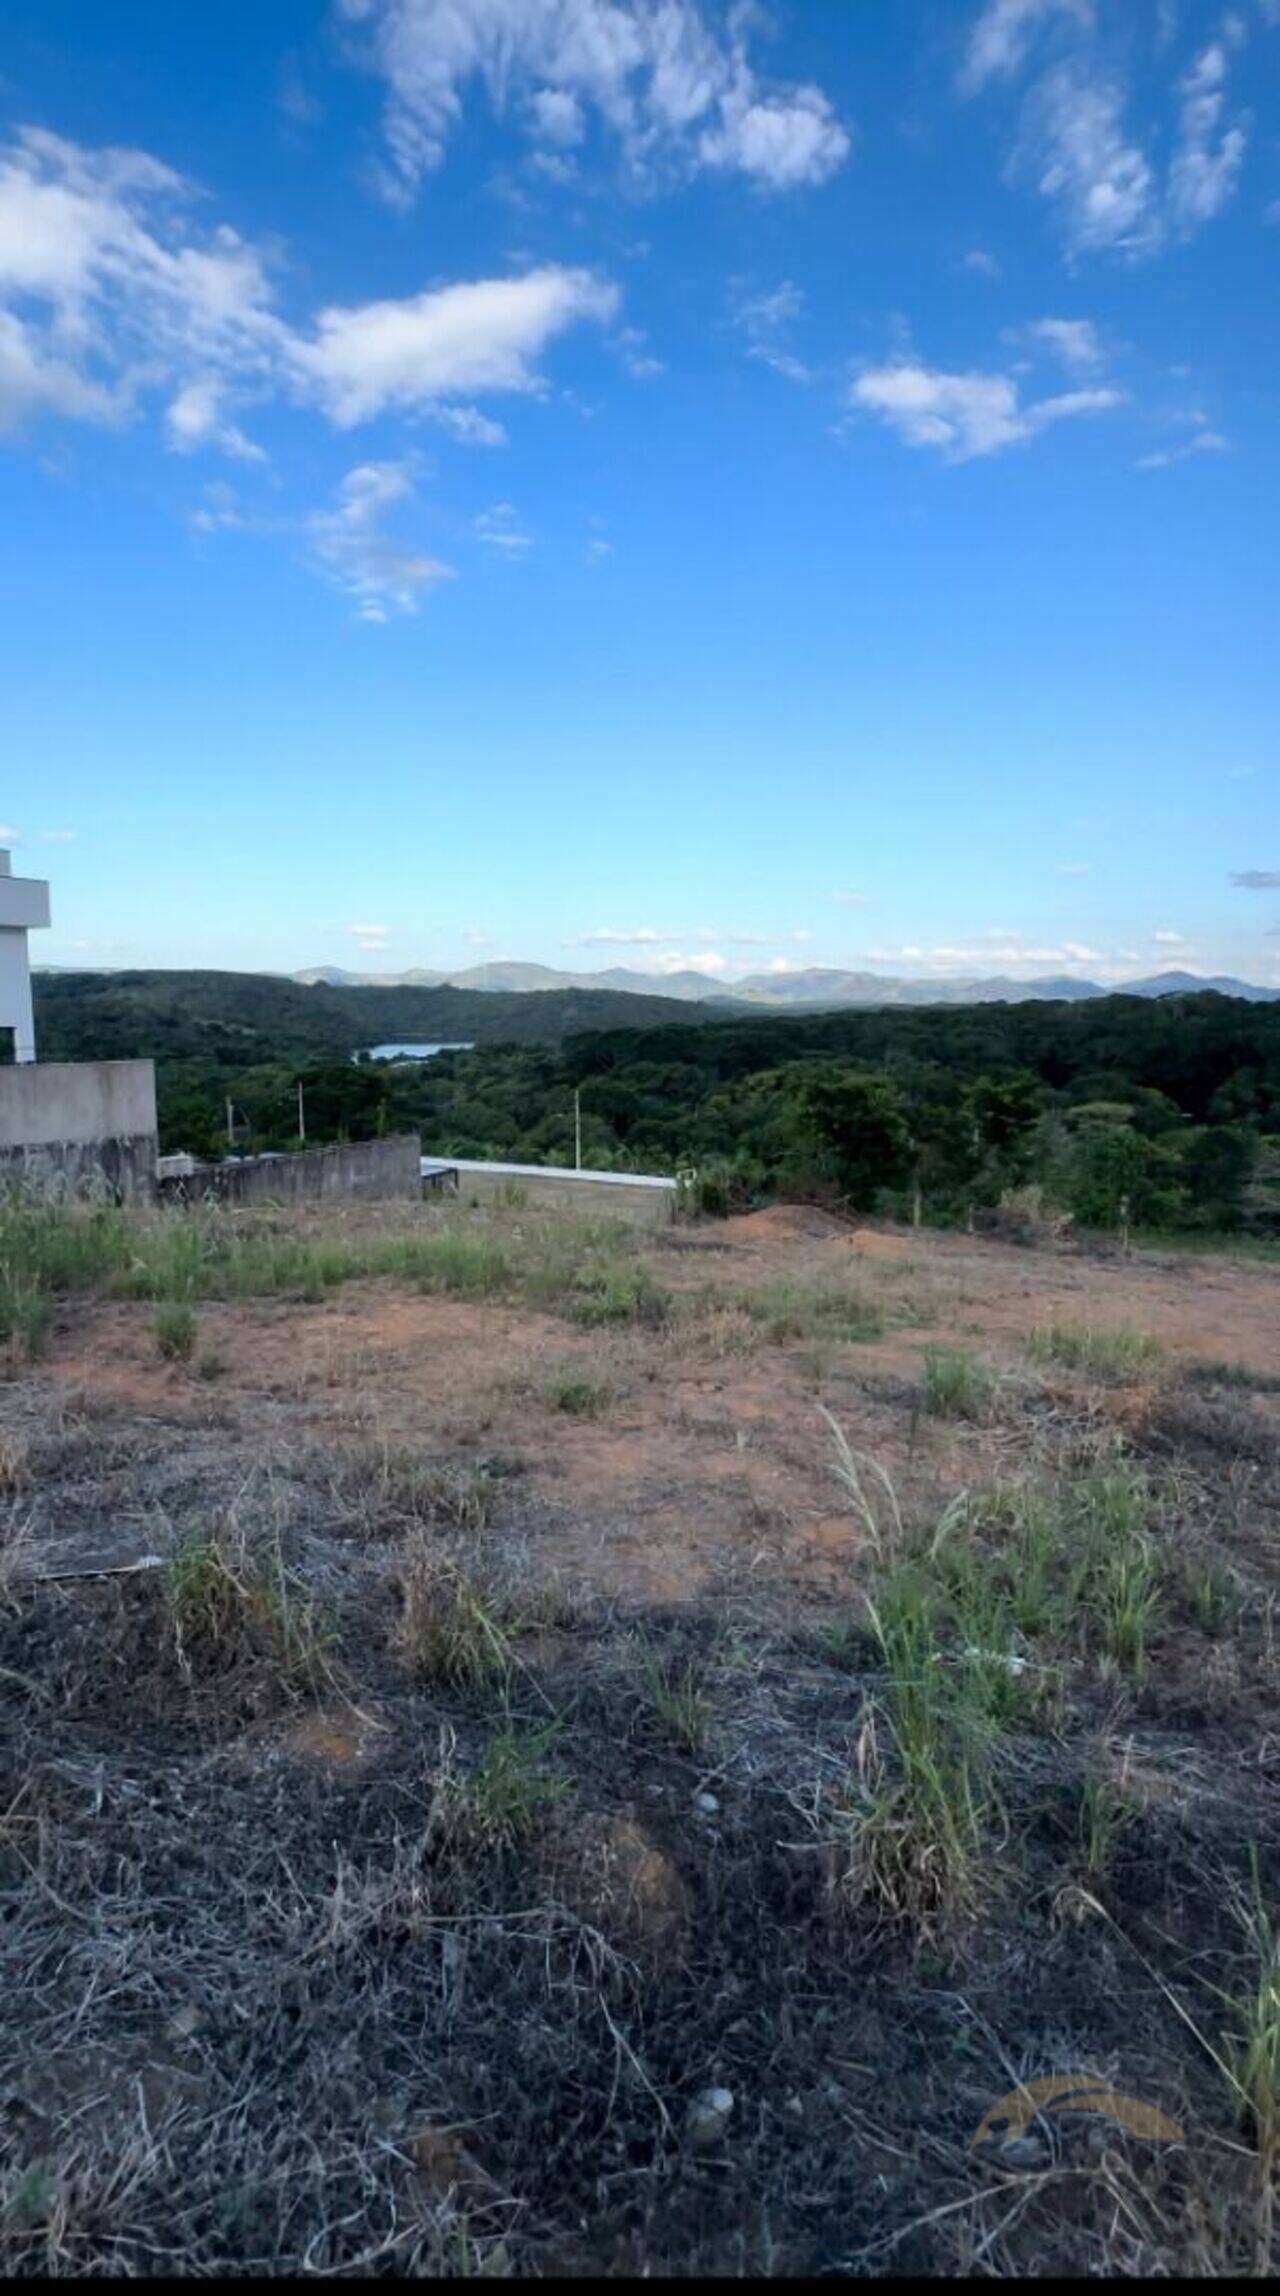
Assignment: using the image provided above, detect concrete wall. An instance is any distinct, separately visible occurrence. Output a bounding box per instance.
[0,1060,158,1202]
[425,1160,677,1228]
[0,850,51,1063]
[159,1133,422,1208]
[0,934,36,1065]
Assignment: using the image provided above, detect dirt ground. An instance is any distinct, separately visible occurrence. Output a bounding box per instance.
[29,1203,1280,1601]
[1,1202,1277,2275]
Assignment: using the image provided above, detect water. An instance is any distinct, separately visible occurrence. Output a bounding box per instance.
[362,1041,475,1062]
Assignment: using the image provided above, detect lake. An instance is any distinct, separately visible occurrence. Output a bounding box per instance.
[362,1041,475,1062]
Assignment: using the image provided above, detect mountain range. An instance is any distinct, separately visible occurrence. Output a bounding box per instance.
[291,961,1278,1007]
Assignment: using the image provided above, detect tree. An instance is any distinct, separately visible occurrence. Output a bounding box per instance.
[1181,1123,1258,1227]
[1060,1121,1182,1231]
[785,1067,913,1211]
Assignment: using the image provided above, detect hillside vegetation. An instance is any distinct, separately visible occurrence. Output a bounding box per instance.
[34,968,711,1063]
[35,973,1275,1243]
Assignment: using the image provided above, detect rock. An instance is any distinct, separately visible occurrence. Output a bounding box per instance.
[685,2086,734,2150]
[694,1791,719,1815]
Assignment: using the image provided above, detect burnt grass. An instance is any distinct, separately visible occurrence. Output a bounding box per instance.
[1,1359,1278,2275]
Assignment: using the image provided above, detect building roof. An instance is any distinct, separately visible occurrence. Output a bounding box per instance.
[421,1155,676,1191]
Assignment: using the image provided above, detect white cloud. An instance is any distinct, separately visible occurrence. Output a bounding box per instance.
[165,374,266,461]
[528,87,585,148]
[579,925,719,947]
[651,949,728,975]
[1136,426,1228,469]
[348,920,391,948]
[959,0,1093,97]
[307,462,453,620]
[862,937,1107,974]
[427,402,508,445]
[735,280,811,383]
[831,889,871,908]
[1014,65,1158,255]
[38,828,76,844]
[0,127,617,453]
[1152,927,1190,945]
[474,499,532,552]
[295,267,619,425]
[1169,42,1249,231]
[698,80,849,192]
[970,8,1250,259]
[0,824,22,843]
[337,0,850,197]
[1026,315,1103,370]
[851,355,1122,460]
[0,128,280,435]
[958,245,1002,277]
[614,323,664,379]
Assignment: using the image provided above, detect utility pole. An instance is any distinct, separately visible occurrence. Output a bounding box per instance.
[297,1080,306,1144]
[574,1088,582,1172]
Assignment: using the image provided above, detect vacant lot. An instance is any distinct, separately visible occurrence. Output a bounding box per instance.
[1,1194,1277,2274]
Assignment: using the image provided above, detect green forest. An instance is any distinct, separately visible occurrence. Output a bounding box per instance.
[33,969,1280,1239]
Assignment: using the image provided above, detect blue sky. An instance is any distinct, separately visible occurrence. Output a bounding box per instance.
[2,0,1276,986]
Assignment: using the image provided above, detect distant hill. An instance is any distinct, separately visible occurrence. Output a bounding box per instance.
[289,961,1278,1008]
[32,969,729,1066]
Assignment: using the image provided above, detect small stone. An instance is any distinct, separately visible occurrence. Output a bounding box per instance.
[685,2086,734,2150]
[694,1791,719,1815]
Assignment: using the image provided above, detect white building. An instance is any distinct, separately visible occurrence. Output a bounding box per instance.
[0,848,50,1063]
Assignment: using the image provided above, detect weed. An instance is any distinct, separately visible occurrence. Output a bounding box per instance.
[154,1300,198,1362]
[167,1525,332,1690]
[342,1447,494,1535]
[0,1274,51,1361]
[567,1262,670,1329]
[1070,1467,1162,1677]
[744,1279,882,1345]
[922,1345,998,1422]
[1218,1859,1280,2266]
[465,1722,568,1850]
[393,1542,511,1689]
[822,1408,905,1566]
[1077,1762,1134,1883]
[636,1639,714,1753]
[545,1367,612,1417]
[832,1629,990,1934]
[0,1434,29,1495]
[1030,1322,1163,1380]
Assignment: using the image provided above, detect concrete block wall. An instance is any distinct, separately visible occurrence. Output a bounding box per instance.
[0,1060,158,1202]
[158,1133,422,1208]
